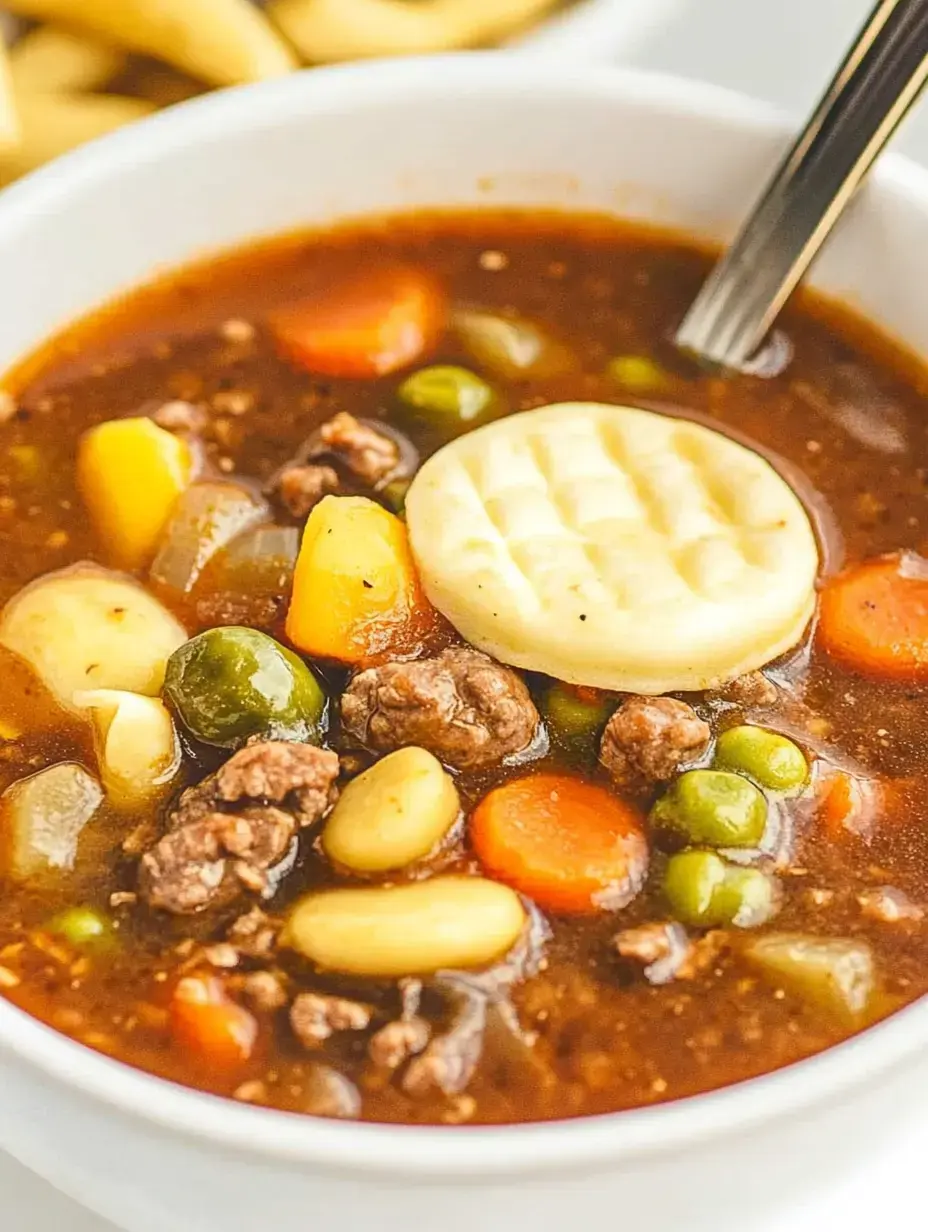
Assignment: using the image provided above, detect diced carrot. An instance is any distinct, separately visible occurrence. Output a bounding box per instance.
[818,552,928,682]
[286,495,436,664]
[470,773,648,915]
[169,974,258,1068]
[570,685,611,706]
[269,266,443,379]
[815,767,878,841]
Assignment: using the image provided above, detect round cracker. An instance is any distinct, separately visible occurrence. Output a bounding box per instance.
[405,402,819,693]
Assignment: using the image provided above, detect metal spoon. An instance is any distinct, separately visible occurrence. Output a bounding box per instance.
[675,0,928,370]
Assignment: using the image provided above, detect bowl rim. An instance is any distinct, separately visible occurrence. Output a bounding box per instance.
[2,51,928,1178]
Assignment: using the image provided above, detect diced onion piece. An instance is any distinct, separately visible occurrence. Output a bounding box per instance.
[150,481,268,595]
[210,524,300,595]
[73,690,180,809]
[744,933,875,1023]
[0,564,187,710]
[453,308,574,380]
[0,763,103,881]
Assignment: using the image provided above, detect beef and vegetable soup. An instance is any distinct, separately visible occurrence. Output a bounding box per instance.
[1,210,928,1126]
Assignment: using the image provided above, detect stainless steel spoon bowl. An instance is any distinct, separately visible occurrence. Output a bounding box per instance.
[675,0,928,370]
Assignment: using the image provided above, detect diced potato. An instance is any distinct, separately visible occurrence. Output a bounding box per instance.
[3,0,297,87]
[77,417,194,571]
[323,746,460,873]
[10,25,126,93]
[0,93,155,187]
[73,690,180,809]
[0,564,187,710]
[744,932,875,1023]
[150,481,267,594]
[286,495,431,663]
[0,762,103,881]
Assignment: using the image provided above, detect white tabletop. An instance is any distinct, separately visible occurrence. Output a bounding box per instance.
[1,1151,116,1231]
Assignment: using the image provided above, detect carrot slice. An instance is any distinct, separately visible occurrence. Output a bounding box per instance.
[269,265,443,379]
[169,974,258,1068]
[470,773,648,915]
[818,552,928,682]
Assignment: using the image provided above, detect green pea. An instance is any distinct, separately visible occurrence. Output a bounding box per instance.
[164,626,326,749]
[605,355,669,393]
[663,850,777,928]
[397,365,495,432]
[714,725,808,792]
[650,769,767,848]
[540,682,614,757]
[47,906,115,950]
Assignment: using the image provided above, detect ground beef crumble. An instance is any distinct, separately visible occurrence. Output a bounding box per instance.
[614,923,726,984]
[139,742,339,915]
[311,411,399,485]
[226,906,279,959]
[290,993,373,1050]
[341,646,539,771]
[708,671,778,708]
[151,399,209,433]
[274,462,339,517]
[238,970,289,1012]
[600,696,710,791]
[857,885,924,922]
[216,741,340,824]
[368,1017,432,1070]
[403,988,487,1097]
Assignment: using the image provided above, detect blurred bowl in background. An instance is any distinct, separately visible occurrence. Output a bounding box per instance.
[516,0,684,58]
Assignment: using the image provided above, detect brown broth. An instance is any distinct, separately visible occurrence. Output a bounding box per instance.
[0,210,927,1125]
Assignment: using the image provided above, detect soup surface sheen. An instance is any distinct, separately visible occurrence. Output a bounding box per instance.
[1,211,927,1126]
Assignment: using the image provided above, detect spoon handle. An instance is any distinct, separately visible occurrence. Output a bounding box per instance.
[675,0,928,369]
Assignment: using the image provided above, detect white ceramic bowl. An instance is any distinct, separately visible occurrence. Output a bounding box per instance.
[1,54,927,1232]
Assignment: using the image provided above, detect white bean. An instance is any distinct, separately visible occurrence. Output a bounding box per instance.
[322,746,459,873]
[283,876,526,977]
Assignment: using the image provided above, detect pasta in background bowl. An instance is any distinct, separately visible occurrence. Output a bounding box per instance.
[0,0,678,187]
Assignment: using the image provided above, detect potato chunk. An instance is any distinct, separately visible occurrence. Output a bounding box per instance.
[0,763,103,881]
[744,933,875,1023]
[0,565,187,710]
[286,496,431,663]
[77,417,193,571]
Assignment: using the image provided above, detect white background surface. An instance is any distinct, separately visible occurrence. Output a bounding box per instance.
[6,1,926,1226]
